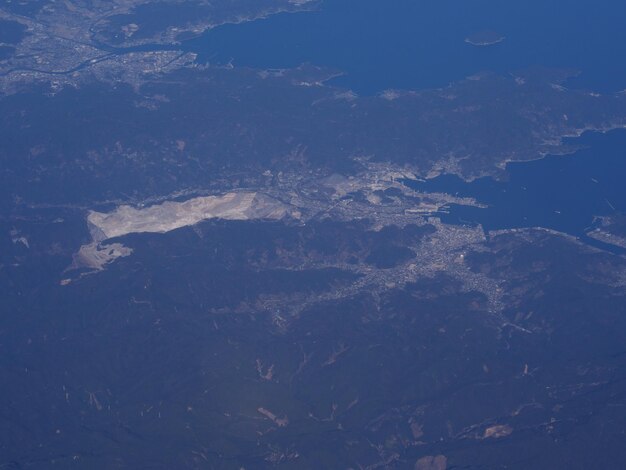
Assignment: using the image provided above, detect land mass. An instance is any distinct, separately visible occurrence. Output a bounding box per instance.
[465,30,505,47]
[586,214,626,249]
[88,191,295,241]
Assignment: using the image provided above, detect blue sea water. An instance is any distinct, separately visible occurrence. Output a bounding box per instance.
[181,0,626,248]
[186,0,626,95]
[402,130,626,251]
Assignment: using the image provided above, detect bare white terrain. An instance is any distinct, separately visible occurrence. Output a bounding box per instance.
[88,192,296,241]
[69,242,133,272]
[67,192,296,275]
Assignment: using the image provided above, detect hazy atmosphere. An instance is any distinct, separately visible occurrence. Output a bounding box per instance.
[2,0,626,468]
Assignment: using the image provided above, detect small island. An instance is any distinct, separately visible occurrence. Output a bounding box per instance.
[465,30,505,47]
